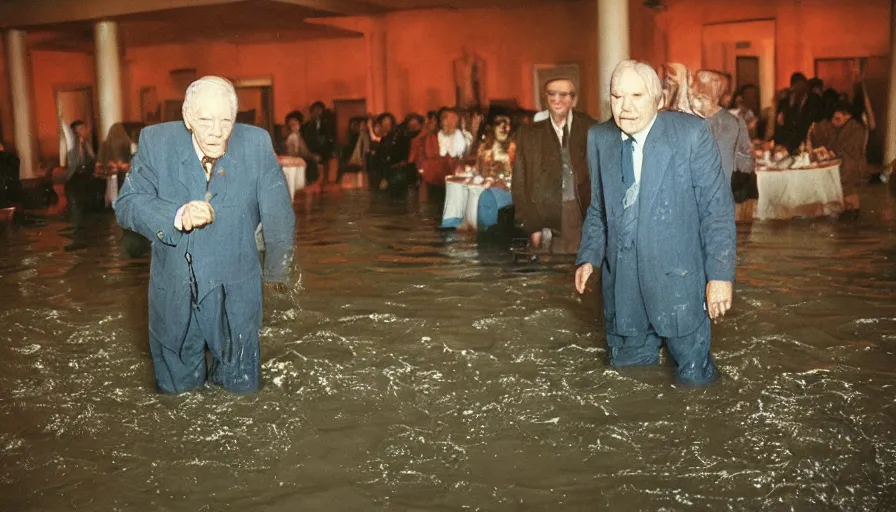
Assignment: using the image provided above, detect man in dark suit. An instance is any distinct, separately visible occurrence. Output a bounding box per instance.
[302,101,335,184]
[574,60,735,386]
[512,77,596,254]
[115,76,295,394]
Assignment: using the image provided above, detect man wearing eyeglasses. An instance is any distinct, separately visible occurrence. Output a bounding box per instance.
[512,77,596,254]
[115,76,295,394]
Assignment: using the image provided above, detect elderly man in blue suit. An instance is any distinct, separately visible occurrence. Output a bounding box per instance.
[574,60,736,386]
[115,76,295,394]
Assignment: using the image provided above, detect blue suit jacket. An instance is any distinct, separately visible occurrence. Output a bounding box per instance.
[576,111,736,337]
[115,122,295,349]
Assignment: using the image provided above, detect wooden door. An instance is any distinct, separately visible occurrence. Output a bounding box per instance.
[333,99,367,147]
[735,56,761,115]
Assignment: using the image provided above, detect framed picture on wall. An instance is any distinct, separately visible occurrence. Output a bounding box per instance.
[532,63,582,111]
[140,86,161,124]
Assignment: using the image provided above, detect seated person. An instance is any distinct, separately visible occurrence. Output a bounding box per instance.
[284,110,319,184]
[416,108,472,190]
[808,101,867,197]
[441,116,516,230]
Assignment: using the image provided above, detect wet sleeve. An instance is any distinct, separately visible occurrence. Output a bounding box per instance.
[690,122,736,283]
[575,127,607,268]
[257,136,296,283]
[113,130,184,247]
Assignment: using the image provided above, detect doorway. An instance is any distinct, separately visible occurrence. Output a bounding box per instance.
[233,78,275,139]
[702,20,775,113]
[55,86,95,167]
[735,56,761,116]
[333,98,367,148]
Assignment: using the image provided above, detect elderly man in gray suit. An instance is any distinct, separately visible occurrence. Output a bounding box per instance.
[574,60,735,386]
[116,76,295,394]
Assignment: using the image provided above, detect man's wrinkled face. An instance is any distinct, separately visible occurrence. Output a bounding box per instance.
[611,68,660,135]
[185,86,234,159]
[544,80,576,119]
[832,111,852,128]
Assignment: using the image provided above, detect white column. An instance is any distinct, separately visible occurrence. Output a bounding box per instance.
[365,19,387,114]
[885,0,896,170]
[94,20,122,143]
[5,29,38,180]
[597,0,630,121]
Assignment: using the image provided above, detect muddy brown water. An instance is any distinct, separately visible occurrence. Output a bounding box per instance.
[1,187,894,511]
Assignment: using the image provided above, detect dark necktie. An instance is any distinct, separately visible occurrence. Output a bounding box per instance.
[621,137,635,187]
[201,156,216,181]
[561,123,569,149]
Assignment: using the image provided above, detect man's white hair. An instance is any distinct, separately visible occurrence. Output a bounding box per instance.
[610,60,664,105]
[182,76,238,117]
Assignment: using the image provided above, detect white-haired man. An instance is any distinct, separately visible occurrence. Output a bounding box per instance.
[115,76,295,393]
[574,60,736,385]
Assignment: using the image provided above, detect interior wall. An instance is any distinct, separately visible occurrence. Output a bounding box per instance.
[30,50,96,161]
[702,20,776,111]
[660,0,891,93]
[365,0,660,119]
[123,37,367,127]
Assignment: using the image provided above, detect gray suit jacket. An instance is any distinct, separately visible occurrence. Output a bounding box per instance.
[576,111,736,337]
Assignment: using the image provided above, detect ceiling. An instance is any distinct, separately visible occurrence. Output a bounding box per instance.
[2,0,588,52]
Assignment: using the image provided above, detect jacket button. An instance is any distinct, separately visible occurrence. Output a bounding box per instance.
[156,231,164,240]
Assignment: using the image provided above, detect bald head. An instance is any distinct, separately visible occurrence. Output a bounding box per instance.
[183,76,238,158]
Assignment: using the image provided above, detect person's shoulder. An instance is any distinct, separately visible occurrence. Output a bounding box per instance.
[588,119,617,138]
[141,121,186,139]
[659,110,709,136]
[233,124,274,148]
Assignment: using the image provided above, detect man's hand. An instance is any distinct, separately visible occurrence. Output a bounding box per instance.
[706,280,733,320]
[529,231,542,249]
[177,201,216,232]
[575,263,594,294]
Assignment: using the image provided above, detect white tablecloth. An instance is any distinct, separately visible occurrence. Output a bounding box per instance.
[442,180,485,230]
[282,165,306,200]
[755,163,844,220]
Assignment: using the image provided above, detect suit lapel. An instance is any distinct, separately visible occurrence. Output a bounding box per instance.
[638,113,672,216]
[601,123,624,221]
[177,131,206,199]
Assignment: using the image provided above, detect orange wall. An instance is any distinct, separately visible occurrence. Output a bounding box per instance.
[123,37,367,125]
[30,50,96,161]
[354,0,659,119]
[9,0,892,161]
[659,0,891,92]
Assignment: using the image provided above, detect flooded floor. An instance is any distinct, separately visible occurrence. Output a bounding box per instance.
[1,185,895,511]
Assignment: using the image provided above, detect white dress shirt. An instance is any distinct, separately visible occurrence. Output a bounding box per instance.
[549,113,573,145]
[620,113,658,184]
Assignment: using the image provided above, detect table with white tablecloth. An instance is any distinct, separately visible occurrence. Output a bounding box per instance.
[441,178,514,231]
[277,156,307,201]
[754,161,844,220]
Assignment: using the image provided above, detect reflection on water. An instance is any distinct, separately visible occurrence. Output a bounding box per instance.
[1,187,895,510]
